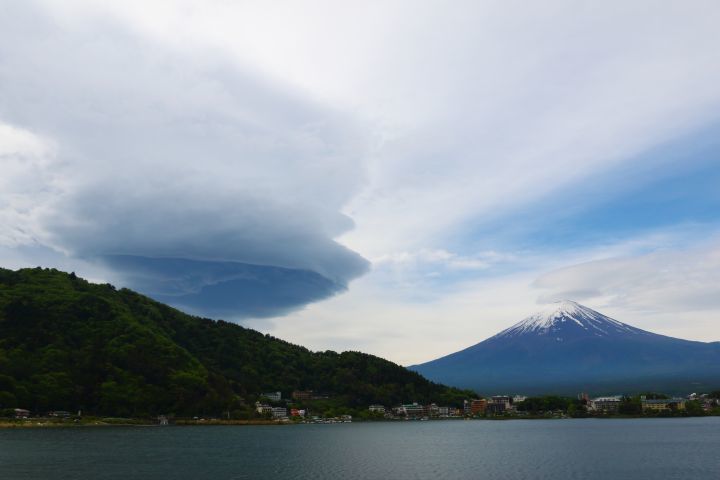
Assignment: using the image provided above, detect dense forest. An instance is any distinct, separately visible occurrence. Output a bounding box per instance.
[0,267,475,417]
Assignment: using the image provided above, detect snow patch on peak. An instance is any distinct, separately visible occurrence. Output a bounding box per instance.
[495,300,642,339]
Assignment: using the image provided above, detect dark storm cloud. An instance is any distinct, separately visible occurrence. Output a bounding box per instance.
[101,255,349,318]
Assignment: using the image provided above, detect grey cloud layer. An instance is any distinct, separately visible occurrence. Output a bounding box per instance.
[0,3,369,317]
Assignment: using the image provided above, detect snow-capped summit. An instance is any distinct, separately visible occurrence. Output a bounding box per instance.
[410,300,720,394]
[495,300,642,339]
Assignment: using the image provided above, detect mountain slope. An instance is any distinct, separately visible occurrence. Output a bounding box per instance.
[0,267,473,416]
[410,301,720,395]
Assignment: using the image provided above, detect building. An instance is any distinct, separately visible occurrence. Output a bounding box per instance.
[368,405,386,414]
[255,403,273,415]
[486,402,506,415]
[471,398,488,415]
[261,392,282,402]
[292,390,314,401]
[423,403,440,417]
[476,395,513,415]
[491,396,513,411]
[590,396,622,413]
[438,406,450,417]
[48,411,71,418]
[398,403,425,417]
[271,407,288,419]
[513,395,528,404]
[14,408,30,419]
[641,397,686,412]
[290,408,306,417]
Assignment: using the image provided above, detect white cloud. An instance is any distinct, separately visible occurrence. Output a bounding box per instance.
[534,241,720,315]
[0,2,370,316]
[373,248,513,271]
[0,122,59,247]
[259,270,541,366]
[267,231,720,364]
[19,1,720,261]
[529,238,720,343]
[2,1,719,344]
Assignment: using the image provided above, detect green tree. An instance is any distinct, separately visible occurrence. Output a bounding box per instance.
[618,397,642,415]
[0,267,475,417]
[684,400,705,416]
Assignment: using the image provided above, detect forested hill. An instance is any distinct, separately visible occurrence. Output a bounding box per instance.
[0,267,473,417]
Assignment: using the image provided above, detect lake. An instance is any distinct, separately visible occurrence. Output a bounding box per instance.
[1,418,719,479]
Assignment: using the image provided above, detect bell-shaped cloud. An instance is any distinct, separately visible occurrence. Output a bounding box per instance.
[0,3,369,318]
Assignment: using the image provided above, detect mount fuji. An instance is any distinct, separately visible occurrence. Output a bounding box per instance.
[409,301,720,395]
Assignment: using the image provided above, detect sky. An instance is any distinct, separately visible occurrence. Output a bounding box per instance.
[1,0,719,365]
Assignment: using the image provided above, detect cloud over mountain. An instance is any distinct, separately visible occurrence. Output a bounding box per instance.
[534,242,720,314]
[2,0,720,352]
[0,2,369,317]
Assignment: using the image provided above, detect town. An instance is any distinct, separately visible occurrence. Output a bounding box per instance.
[5,389,719,425]
[251,390,720,423]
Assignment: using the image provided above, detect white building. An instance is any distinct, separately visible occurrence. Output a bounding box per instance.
[397,403,424,417]
[369,405,386,414]
[590,396,622,413]
[14,408,30,418]
[271,407,288,419]
[491,396,514,412]
[262,391,282,402]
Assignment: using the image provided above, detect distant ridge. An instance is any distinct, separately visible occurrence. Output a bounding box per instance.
[410,301,720,395]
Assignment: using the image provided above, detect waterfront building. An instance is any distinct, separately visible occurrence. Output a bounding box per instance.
[271,407,288,418]
[48,411,71,417]
[491,396,513,411]
[398,403,425,417]
[641,398,686,412]
[368,405,386,414]
[255,403,273,415]
[14,408,30,418]
[471,399,488,415]
[424,403,440,417]
[590,396,622,413]
[486,402,506,415]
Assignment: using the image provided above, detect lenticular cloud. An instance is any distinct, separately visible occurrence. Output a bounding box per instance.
[0,3,369,318]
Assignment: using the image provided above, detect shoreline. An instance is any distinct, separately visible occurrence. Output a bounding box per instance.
[0,418,282,428]
[2,414,717,429]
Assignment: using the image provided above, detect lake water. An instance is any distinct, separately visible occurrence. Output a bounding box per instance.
[1,418,719,479]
